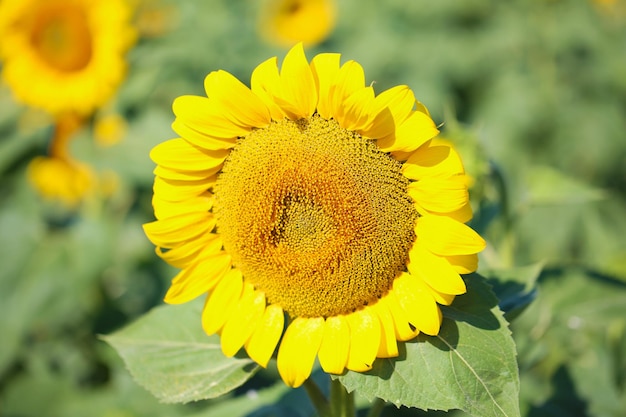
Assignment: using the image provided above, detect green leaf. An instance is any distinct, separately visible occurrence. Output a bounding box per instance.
[102,298,259,403]
[482,263,542,322]
[337,274,520,417]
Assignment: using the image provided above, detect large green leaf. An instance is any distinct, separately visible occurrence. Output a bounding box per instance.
[102,298,259,403]
[337,274,520,417]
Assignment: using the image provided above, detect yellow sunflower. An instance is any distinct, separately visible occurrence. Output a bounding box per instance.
[258,0,336,47]
[0,0,136,116]
[143,44,486,388]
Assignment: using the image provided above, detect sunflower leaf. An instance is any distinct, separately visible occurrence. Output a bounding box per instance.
[102,298,259,403]
[337,273,520,417]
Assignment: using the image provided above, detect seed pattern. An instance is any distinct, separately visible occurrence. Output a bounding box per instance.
[215,115,416,317]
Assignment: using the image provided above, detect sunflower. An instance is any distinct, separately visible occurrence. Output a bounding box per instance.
[0,0,135,116]
[258,0,336,47]
[143,44,486,388]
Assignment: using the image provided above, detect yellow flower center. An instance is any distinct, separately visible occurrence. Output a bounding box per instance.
[28,2,93,72]
[215,115,417,318]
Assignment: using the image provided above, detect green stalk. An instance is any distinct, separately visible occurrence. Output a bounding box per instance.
[329,378,355,417]
[303,378,331,417]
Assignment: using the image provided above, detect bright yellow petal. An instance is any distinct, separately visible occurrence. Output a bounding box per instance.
[170,119,237,151]
[251,56,286,120]
[370,301,399,358]
[318,315,350,374]
[403,143,465,180]
[220,283,266,357]
[340,86,375,131]
[383,289,420,342]
[393,272,442,336]
[153,175,215,202]
[154,165,220,182]
[278,43,317,119]
[150,138,230,171]
[407,242,467,295]
[378,109,439,153]
[329,60,365,121]
[407,176,468,213]
[425,285,457,306]
[345,308,380,372]
[204,70,271,128]
[444,253,479,274]
[152,193,213,220]
[245,304,284,367]
[310,52,341,119]
[360,85,415,139]
[143,211,215,248]
[202,269,243,335]
[277,317,324,388]
[156,233,221,268]
[172,95,251,138]
[164,252,232,304]
[416,214,486,255]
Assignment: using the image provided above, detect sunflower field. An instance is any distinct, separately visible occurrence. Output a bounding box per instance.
[1,0,625,416]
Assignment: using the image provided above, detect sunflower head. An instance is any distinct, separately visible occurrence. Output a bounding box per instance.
[143,44,486,388]
[258,0,337,47]
[0,0,136,116]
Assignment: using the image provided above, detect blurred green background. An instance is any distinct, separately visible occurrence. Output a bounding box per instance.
[1,0,625,416]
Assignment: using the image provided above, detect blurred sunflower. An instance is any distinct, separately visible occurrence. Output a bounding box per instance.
[143,44,485,388]
[26,113,95,207]
[258,0,336,47]
[0,0,136,116]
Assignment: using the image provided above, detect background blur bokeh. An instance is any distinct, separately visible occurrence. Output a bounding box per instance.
[1,0,625,416]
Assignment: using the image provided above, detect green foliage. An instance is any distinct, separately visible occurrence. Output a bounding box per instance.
[103,299,259,403]
[338,275,520,417]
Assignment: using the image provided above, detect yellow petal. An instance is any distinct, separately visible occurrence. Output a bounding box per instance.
[361,85,415,139]
[152,193,213,220]
[204,70,271,128]
[156,233,222,269]
[383,289,420,342]
[425,284,457,306]
[407,176,468,213]
[150,138,230,171]
[170,119,237,151]
[220,283,266,357]
[202,269,243,335]
[154,165,221,182]
[251,56,286,120]
[378,109,439,153]
[153,175,215,202]
[143,211,215,248]
[173,95,250,138]
[310,52,341,119]
[370,301,399,358]
[407,242,467,295]
[340,86,375,131]
[278,43,317,119]
[329,60,365,121]
[245,304,284,367]
[445,253,479,274]
[416,214,486,255]
[345,308,380,372]
[403,143,465,180]
[164,252,232,304]
[318,316,350,374]
[393,272,442,336]
[277,317,324,388]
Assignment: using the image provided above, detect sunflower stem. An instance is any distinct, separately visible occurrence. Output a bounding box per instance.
[365,397,387,417]
[303,377,331,417]
[330,378,355,417]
